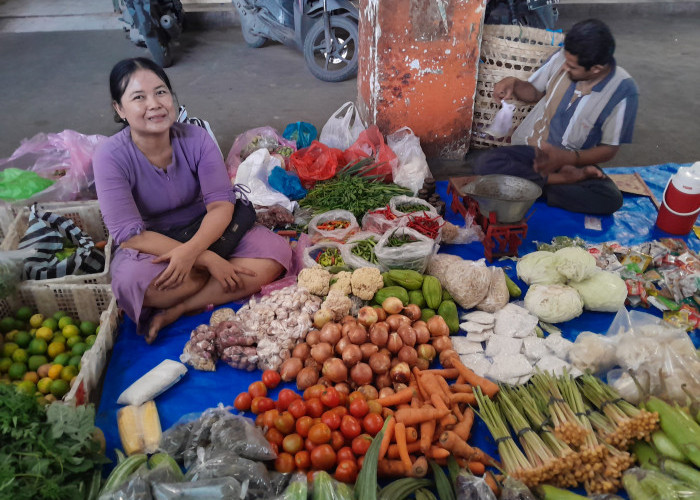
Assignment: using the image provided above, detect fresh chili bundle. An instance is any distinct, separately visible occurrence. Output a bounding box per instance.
[396,203,433,214]
[316,219,351,231]
[407,213,444,240]
[369,205,398,221]
[350,237,379,264]
[315,247,345,267]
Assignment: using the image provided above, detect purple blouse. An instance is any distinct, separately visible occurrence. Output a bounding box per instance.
[93,123,235,245]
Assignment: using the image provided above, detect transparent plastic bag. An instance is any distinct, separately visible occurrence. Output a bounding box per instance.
[234,148,296,211]
[0,249,36,299]
[185,449,271,496]
[303,241,349,272]
[307,209,359,243]
[159,413,201,461]
[455,470,497,500]
[117,359,187,406]
[225,126,296,180]
[361,206,404,234]
[499,477,536,500]
[152,477,243,500]
[440,215,484,245]
[319,101,366,151]
[622,467,698,500]
[374,226,436,273]
[272,472,307,500]
[389,195,437,218]
[485,100,515,138]
[341,231,381,269]
[567,331,617,375]
[387,127,431,195]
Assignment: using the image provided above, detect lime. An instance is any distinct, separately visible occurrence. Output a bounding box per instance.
[68,355,82,368]
[16,380,36,396]
[35,327,53,342]
[53,353,71,366]
[37,377,52,394]
[15,307,33,322]
[47,342,65,360]
[42,318,58,332]
[62,324,80,339]
[14,331,31,348]
[52,311,67,321]
[27,338,47,356]
[3,343,18,357]
[23,371,38,384]
[11,349,27,364]
[58,316,75,329]
[79,321,97,336]
[29,314,44,329]
[12,320,24,331]
[66,336,83,349]
[0,317,14,333]
[72,343,88,356]
[0,358,12,373]
[8,362,27,380]
[60,365,77,383]
[48,364,63,380]
[85,335,97,347]
[50,379,69,399]
[5,330,17,342]
[52,334,66,344]
[28,355,48,372]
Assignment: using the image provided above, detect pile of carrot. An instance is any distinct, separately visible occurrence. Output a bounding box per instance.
[371,349,501,486]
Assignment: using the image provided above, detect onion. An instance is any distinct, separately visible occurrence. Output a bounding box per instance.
[413,323,431,345]
[335,336,351,356]
[351,363,374,386]
[398,346,418,367]
[341,344,362,366]
[357,306,379,327]
[417,344,437,362]
[335,382,350,395]
[402,304,421,322]
[342,315,356,324]
[387,333,403,354]
[348,325,368,345]
[369,322,389,347]
[382,297,404,315]
[317,376,332,387]
[306,330,321,346]
[320,322,342,345]
[397,325,417,347]
[280,357,303,381]
[390,357,401,369]
[393,383,408,392]
[296,367,319,390]
[311,342,333,363]
[432,336,453,353]
[342,321,356,337]
[314,308,333,329]
[378,348,391,357]
[375,374,392,389]
[369,352,391,375]
[427,316,450,337]
[415,358,430,371]
[357,384,378,401]
[374,306,387,322]
[323,357,348,383]
[304,358,320,370]
[385,314,402,332]
[412,320,427,329]
[390,362,411,384]
[360,343,379,361]
[378,387,395,399]
[439,349,458,368]
[292,343,310,360]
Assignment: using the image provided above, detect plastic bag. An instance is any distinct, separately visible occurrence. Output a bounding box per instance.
[621,467,698,500]
[341,231,381,269]
[386,127,431,195]
[100,461,184,500]
[235,148,296,211]
[303,241,348,272]
[185,449,271,496]
[152,478,242,500]
[283,121,317,149]
[499,477,536,500]
[319,101,366,150]
[0,168,55,201]
[361,206,404,234]
[455,470,497,500]
[567,331,617,375]
[288,141,345,189]
[342,125,398,182]
[374,226,436,273]
[117,359,188,406]
[389,195,437,218]
[485,100,516,138]
[272,472,307,500]
[225,126,296,180]
[0,249,36,299]
[440,215,484,245]
[267,166,307,200]
[307,209,359,243]
[255,204,295,229]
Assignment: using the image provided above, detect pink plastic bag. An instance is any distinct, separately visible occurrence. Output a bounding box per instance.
[225,126,297,180]
[342,125,398,182]
[0,129,106,203]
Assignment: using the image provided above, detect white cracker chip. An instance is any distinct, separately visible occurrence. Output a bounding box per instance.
[459,353,491,378]
[487,354,534,382]
[494,303,539,338]
[460,321,491,333]
[522,337,548,363]
[544,334,574,358]
[485,335,522,357]
[451,337,484,355]
[465,330,493,343]
[460,311,495,325]
[535,355,580,377]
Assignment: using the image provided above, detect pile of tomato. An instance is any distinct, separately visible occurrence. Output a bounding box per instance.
[234,371,385,483]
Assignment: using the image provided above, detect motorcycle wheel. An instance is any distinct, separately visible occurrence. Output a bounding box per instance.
[145,35,173,67]
[303,16,358,82]
[239,10,267,48]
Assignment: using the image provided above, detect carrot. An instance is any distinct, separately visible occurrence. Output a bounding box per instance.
[422,373,449,402]
[394,406,449,426]
[382,408,393,419]
[420,418,435,454]
[422,368,459,379]
[427,446,451,460]
[387,440,422,459]
[449,392,477,405]
[450,384,474,393]
[410,456,429,478]
[394,422,413,472]
[452,404,464,422]
[447,353,499,398]
[484,471,501,496]
[411,397,422,408]
[456,374,466,384]
[377,459,408,477]
[377,386,415,407]
[378,416,395,461]
[430,393,457,428]
[436,375,452,399]
[439,430,496,465]
[453,407,475,441]
[405,426,418,443]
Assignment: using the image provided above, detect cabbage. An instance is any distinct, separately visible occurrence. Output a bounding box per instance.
[516,251,565,285]
[569,271,627,312]
[524,284,583,323]
[554,246,597,282]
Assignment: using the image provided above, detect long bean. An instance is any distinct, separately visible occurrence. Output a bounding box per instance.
[351,238,378,264]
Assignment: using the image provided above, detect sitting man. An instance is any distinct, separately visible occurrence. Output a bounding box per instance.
[474,18,638,215]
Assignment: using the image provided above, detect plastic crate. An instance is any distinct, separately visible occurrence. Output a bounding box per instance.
[0,200,112,285]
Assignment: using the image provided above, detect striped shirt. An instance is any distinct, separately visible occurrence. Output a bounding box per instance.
[511,49,638,151]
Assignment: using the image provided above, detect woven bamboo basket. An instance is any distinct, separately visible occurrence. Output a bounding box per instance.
[471,25,564,149]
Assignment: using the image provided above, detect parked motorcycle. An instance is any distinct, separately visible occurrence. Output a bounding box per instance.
[233,0,359,82]
[485,0,558,30]
[116,0,184,67]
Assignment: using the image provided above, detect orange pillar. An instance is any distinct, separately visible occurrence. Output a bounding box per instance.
[357,0,486,159]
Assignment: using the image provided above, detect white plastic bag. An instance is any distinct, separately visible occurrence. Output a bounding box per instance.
[387,127,431,195]
[485,100,516,138]
[319,101,366,150]
[341,231,381,269]
[374,226,436,273]
[389,195,437,218]
[361,206,404,234]
[303,241,348,270]
[234,148,296,211]
[117,359,188,406]
[307,209,359,243]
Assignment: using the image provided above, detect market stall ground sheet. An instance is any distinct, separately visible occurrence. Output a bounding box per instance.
[96,163,700,476]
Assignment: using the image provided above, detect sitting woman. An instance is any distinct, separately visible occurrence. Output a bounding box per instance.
[94,57,291,344]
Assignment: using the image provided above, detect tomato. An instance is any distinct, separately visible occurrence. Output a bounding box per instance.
[305,398,324,418]
[251,396,275,414]
[357,455,364,469]
[337,446,355,463]
[282,433,304,454]
[310,444,337,470]
[303,384,326,401]
[233,392,252,411]
[321,410,341,431]
[367,400,383,415]
[362,413,384,436]
[275,452,295,473]
[261,409,280,429]
[248,381,268,398]
[296,416,314,438]
[306,470,318,484]
[334,459,358,483]
[340,415,362,440]
[349,398,369,419]
[255,414,264,427]
[351,434,373,456]
[295,450,311,470]
[275,413,296,435]
[269,442,279,456]
[277,388,300,411]
[330,406,348,419]
[304,437,317,453]
[308,422,332,444]
[347,391,366,404]
[262,369,281,389]
[288,399,307,419]
[266,427,284,446]
[330,430,346,451]
[320,387,340,408]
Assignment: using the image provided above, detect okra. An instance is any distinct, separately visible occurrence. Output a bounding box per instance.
[378,478,433,500]
[652,430,688,463]
[100,453,147,494]
[428,460,455,500]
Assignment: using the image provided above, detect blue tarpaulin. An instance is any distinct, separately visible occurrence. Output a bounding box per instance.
[96,163,699,486]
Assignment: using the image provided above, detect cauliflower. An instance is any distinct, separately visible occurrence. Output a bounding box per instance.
[329,271,352,295]
[321,289,353,321]
[297,267,331,296]
[350,267,384,301]
[524,284,583,323]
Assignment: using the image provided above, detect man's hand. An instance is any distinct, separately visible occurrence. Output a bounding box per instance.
[493,77,517,104]
[152,244,198,290]
[205,254,257,292]
[533,143,576,176]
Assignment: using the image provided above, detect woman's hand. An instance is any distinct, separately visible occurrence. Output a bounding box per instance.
[152,244,198,290]
[206,255,257,292]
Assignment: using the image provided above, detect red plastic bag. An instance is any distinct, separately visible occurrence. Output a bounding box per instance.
[342,125,398,182]
[289,140,344,189]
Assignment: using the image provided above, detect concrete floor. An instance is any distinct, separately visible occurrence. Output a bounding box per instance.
[0,2,699,180]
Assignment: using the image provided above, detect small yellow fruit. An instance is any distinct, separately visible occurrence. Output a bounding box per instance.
[50,379,69,399]
[48,364,63,380]
[60,365,78,383]
[58,316,75,329]
[35,327,54,342]
[29,314,45,329]
[23,371,39,384]
[41,318,58,331]
[37,377,52,394]
[62,324,80,339]
[47,342,65,359]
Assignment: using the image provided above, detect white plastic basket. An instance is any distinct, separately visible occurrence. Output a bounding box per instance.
[0,201,112,285]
